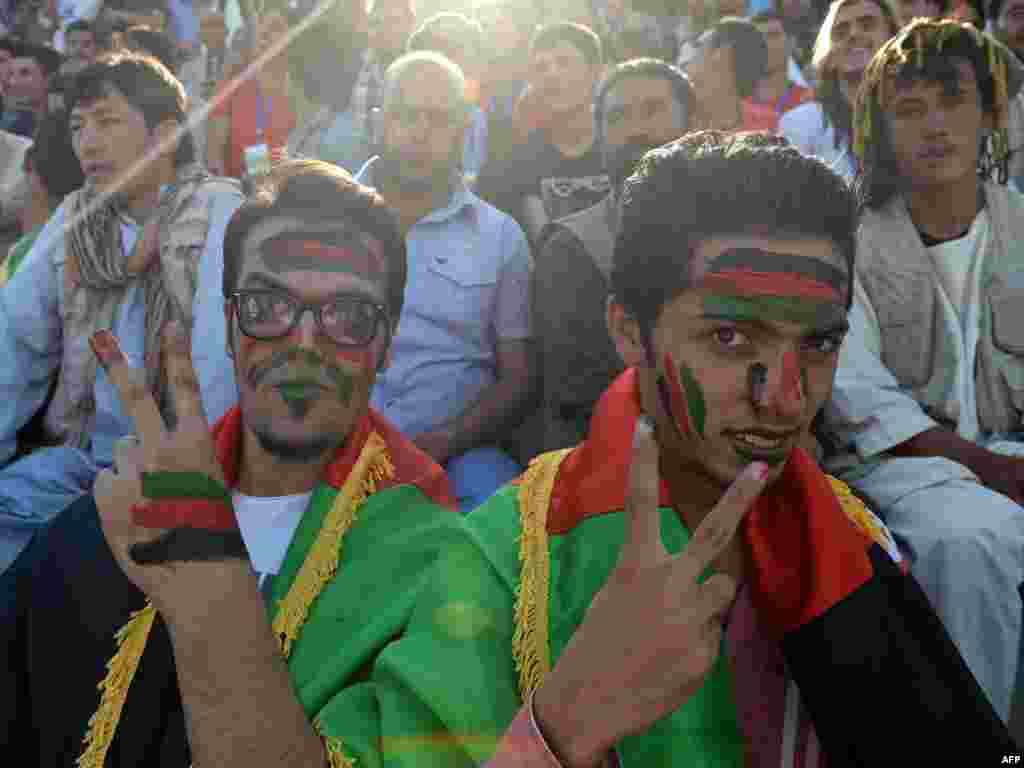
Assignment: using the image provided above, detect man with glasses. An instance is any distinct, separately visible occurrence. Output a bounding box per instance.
[0,158,459,765]
[357,51,533,511]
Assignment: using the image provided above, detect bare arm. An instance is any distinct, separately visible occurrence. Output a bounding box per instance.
[448,339,535,458]
[163,564,326,767]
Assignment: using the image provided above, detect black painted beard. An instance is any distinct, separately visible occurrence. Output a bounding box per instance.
[607,138,664,196]
[253,427,341,463]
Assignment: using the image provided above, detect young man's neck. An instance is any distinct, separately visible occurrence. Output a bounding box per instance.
[546,102,596,158]
[120,159,177,221]
[378,171,453,235]
[236,429,336,497]
[838,73,862,108]
[907,173,984,242]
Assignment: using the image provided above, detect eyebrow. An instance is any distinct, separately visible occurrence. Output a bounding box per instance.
[242,270,382,302]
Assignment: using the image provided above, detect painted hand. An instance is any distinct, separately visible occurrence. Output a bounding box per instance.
[91,322,249,615]
[532,417,770,768]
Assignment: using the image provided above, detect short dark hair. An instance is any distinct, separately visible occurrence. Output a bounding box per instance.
[408,12,484,65]
[66,19,95,37]
[124,26,179,74]
[222,159,408,324]
[25,109,85,200]
[66,52,195,167]
[0,37,20,59]
[701,17,768,99]
[16,42,63,78]
[611,131,858,339]
[594,58,695,144]
[530,21,603,69]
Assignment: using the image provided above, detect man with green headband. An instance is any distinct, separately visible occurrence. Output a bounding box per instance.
[0,159,460,766]
[344,132,1013,766]
[823,18,1024,723]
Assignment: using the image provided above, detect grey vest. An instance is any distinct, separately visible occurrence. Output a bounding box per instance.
[857,182,1024,436]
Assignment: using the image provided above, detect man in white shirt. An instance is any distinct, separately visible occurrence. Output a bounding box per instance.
[822,19,1024,723]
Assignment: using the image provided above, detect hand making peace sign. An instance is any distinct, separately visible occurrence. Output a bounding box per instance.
[533,417,771,768]
[91,322,247,616]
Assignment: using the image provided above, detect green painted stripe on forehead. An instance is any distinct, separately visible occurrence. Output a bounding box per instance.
[706,248,849,295]
[703,294,847,327]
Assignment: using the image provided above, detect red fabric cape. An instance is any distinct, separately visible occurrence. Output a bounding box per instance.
[542,369,874,637]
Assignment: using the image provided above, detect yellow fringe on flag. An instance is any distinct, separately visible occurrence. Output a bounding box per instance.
[272,431,394,658]
[77,603,157,768]
[78,433,393,766]
[512,448,571,700]
[316,719,358,768]
[827,475,902,564]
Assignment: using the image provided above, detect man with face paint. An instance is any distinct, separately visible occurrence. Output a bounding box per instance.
[0,159,461,766]
[526,58,693,456]
[357,51,534,512]
[333,131,1015,767]
[822,20,1024,723]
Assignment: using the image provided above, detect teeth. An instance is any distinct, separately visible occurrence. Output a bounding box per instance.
[734,432,784,449]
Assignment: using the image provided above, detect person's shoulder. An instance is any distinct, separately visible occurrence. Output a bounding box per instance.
[466,191,529,243]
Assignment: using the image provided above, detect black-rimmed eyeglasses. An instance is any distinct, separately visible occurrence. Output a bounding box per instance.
[230,290,389,347]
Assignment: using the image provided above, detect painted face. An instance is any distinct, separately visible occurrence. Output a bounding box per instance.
[381,63,466,190]
[883,58,991,192]
[70,84,168,204]
[650,236,850,485]
[228,216,392,462]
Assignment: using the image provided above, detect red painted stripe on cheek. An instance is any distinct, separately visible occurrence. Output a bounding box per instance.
[663,352,692,438]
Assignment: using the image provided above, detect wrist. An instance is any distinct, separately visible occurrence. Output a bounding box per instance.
[153,557,257,628]
[533,680,612,768]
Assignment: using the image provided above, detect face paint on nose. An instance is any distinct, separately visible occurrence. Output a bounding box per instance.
[779,350,805,411]
[659,351,707,439]
[748,362,768,408]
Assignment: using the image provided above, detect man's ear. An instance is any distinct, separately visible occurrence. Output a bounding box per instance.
[607,297,649,369]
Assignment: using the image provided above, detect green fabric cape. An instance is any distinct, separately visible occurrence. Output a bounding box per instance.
[320,484,744,767]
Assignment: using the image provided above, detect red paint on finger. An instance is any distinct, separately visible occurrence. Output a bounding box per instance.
[89,329,125,369]
[663,352,692,438]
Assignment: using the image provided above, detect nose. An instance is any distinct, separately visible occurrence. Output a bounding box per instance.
[291,308,320,349]
[757,349,806,421]
[75,121,102,157]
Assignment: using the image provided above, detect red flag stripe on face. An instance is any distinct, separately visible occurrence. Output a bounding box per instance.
[263,239,384,276]
[700,270,842,303]
[131,499,238,531]
[780,350,804,410]
[663,352,693,438]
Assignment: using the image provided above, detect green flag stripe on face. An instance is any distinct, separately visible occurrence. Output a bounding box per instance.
[703,294,845,327]
[679,362,706,438]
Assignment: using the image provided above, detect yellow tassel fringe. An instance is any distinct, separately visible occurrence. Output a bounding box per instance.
[273,431,394,658]
[512,449,571,700]
[317,719,357,768]
[77,603,157,768]
[78,433,393,766]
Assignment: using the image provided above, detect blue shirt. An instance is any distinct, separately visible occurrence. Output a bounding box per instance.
[357,157,532,437]
[0,183,242,468]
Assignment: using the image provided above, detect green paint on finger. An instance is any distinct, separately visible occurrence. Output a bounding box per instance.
[679,362,706,438]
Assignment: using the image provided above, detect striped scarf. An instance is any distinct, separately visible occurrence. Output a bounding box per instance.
[48,164,215,447]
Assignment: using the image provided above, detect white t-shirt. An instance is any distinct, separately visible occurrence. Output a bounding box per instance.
[927,210,990,314]
[232,491,311,586]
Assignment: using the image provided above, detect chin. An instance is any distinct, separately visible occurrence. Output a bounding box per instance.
[254,425,347,463]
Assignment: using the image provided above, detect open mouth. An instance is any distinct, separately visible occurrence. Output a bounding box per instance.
[728,431,794,464]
